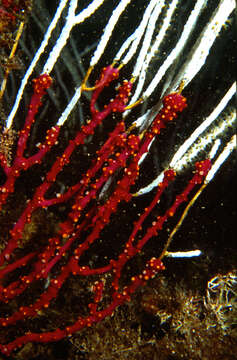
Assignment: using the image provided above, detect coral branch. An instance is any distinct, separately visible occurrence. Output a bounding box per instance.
[0,64,202,355]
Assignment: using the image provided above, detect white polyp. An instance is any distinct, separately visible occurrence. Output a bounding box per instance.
[90,0,132,67]
[56,0,131,125]
[132,0,164,77]
[208,139,221,160]
[170,0,235,92]
[170,83,235,168]
[123,0,163,66]
[42,0,78,75]
[205,135,236,183]
[134,0,179,78]
[114,32,136,63]
[115,0,158,65]
[136,84,235,196]
[136,108,235,196]
[43,0,105,74]
[74,0,105,24]
[138,137,155,166]
[6,0,69,129]
[165,250,202,258]
[57,86,82,126]
[173,108,235,173]
[131,108,152,129]
[135,172,164,196]
[130,0,179,105]
[126,0,164,109]
[143,0,207,99]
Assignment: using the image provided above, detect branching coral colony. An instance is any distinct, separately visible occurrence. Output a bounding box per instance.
[0,0,235,356]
